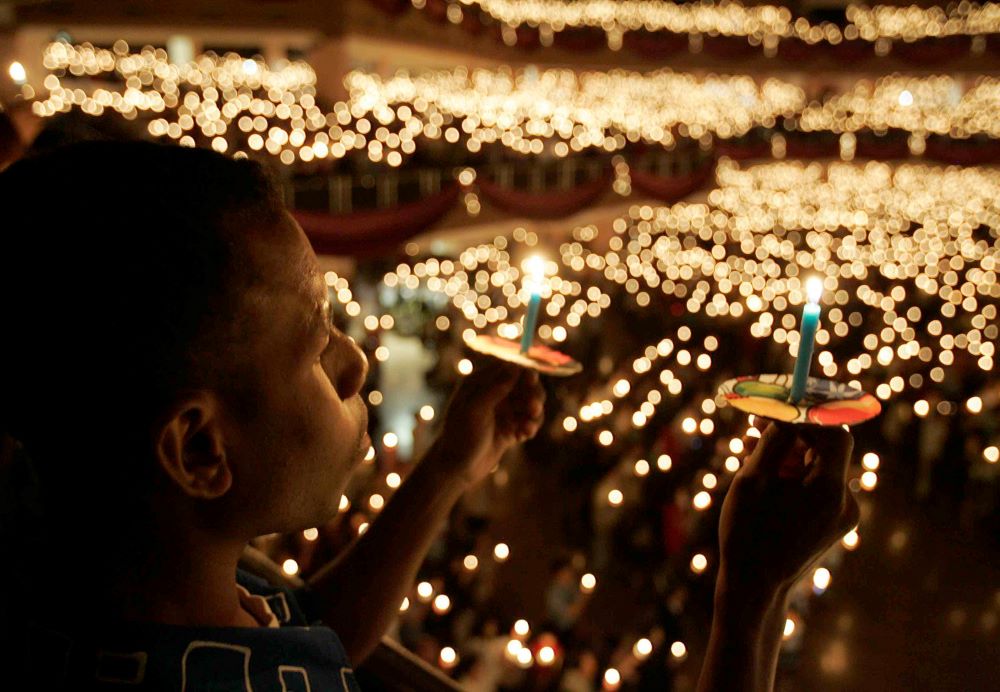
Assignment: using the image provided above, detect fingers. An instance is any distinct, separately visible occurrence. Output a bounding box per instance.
[463,359,520,406]
[511,369,546,440]
[799,425,854,485]
[742,421,798,475]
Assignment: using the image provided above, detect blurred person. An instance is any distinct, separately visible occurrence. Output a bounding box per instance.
[545,558,591,635]
[560,649,598,692]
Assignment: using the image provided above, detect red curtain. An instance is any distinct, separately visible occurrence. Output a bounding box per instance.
[855,135,910,160]
[715,139,771,160]
[925,137,1000,165]
[623,30,688,59]
[894,36,968,65]
[784,134,839,159]
[628,158,716,202]
[295,184,459,257]
[476,169,612,218]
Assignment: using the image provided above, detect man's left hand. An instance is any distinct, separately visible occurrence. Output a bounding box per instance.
[433,359,546,490]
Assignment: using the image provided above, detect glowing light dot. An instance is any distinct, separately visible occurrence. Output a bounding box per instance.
[682,417,697,434]
[433,594,451,614]
[8,61,26,83]
[513,619,530,637]
[985,446,999,464]
[783,617,796,638]
[563,416,578,432]
[494,543,510,561]
[693,491,712,510]
[339,495,350,512]
[463,554,479,571]
[400,597,409,612]
[598,430,614,446]
[634,459,650,476]
[302,527,319,541]
[419,405,435,421]
[386,472,402,489]
[914,399,930,417]
[690,553,708,573]
[383,432,398,449]
[608,489,624,506]
[417,581,434,601]
[813,567,831,592]
[670,641,687,659]
[657,454,672,471]
[860,471,878,491]
[898,89,913,107]
[634,638,653,658]
[282,558,299,576]
[842,529,860,550]
[439,647,457,667]
[862,452,880,471]
[538,646,556,665]
[604,668,621,687]
[729,438,745,454]
[457,358,474,375]
[580,573,597,592]
[966,397,983,414]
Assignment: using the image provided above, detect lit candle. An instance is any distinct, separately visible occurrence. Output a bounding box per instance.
[519,255,545,354]
[789,277,823,403]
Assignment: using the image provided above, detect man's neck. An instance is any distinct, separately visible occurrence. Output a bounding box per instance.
[45,522,257,629]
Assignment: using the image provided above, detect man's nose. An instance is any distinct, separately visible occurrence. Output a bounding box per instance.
[329,328,369,400]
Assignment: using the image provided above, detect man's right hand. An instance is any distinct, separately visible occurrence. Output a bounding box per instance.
[716,421,860,601]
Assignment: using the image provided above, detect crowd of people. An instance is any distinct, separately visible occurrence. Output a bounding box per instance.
[252,238,997,689]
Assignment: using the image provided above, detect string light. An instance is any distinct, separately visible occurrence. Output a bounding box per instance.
[415,1,1000,45]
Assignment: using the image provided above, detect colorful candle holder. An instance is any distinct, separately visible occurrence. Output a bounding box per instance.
[718,374,881,427]
[464,334,582,377]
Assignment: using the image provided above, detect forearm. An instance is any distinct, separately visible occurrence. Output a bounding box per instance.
[696,571,782,692]
[307,437,466,663]
[757,588,791,691]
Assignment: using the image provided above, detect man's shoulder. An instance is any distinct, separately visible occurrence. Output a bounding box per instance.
[13,571,360,690]
[235,568,310,627]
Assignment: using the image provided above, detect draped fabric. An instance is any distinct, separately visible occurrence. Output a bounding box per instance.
[623,31,688,59]
[925,137,1000,165]
[715,139,771,160]
[629,158,716,202]
[292,133,1000,257]
[784,134,839,159]
[893,36,968,65]
[475,169,612,218]
[855,134,910,160]
[294,183,459,257]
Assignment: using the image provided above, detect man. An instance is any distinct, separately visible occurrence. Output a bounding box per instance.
[0,141,858,690]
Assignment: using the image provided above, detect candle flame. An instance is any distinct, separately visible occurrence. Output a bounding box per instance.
[806,276,823,304]
[524,255,546,284]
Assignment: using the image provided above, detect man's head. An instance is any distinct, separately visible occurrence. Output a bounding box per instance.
[0,141,368,541]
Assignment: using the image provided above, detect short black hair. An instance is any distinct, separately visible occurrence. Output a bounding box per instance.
[0,141,286,509]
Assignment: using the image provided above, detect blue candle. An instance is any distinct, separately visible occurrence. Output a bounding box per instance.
[519,256,545,354]
[789,277,823,403]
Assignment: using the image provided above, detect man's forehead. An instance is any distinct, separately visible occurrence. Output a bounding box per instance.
[244,215,327,331]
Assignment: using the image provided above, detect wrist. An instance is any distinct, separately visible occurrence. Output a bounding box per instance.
[416,436,475,496]
[714,565,789,618]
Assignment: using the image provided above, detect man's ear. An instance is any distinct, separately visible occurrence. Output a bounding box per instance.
[154,393,233,500]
